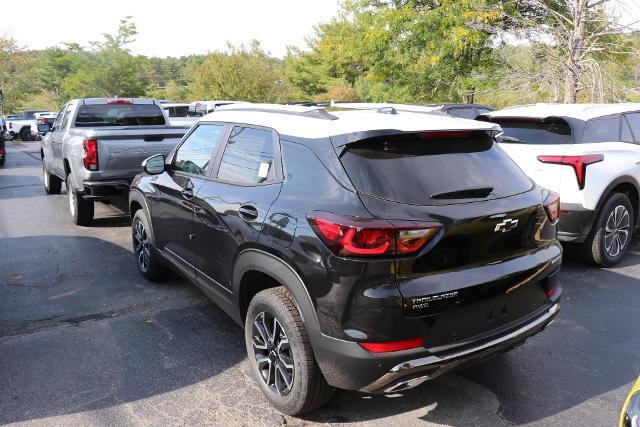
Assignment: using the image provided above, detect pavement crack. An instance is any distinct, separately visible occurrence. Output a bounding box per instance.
[0,299,210,339]
[0,184,41,190]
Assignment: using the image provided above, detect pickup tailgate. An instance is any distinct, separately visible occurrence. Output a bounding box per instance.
[91,127,187,179]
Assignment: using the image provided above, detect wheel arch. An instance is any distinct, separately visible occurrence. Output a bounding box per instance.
[233,248,320,331]
[129,189,156,242]
[595,176,640,224]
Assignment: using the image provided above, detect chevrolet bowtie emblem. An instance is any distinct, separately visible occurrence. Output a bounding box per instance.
[495,218,519,233]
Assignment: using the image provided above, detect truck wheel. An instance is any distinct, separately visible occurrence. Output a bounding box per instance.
[20,128,32,141]
[582,192,634,267]
[67,175,94,225]
[245,287,334,415]
[42,162,62,194]
[132,209,165,281]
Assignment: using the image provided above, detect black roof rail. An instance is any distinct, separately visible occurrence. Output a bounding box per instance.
[217,105,339,121]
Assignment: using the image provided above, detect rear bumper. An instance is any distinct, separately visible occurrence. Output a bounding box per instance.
[557,203,596,243]
[82,179,131,200]
[361,302,559,393]
[309,297,560,392]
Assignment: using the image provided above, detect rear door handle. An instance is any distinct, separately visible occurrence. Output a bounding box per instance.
[181,187,193,199]
[238,205,259,221]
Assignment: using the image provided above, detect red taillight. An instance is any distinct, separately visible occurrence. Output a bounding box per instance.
[82,139,98,171]
[41,118,47,124]
[106,98,133,104]
[545,286,558,299]
[543,191,561,223]
[537,154,603,190]
[0,148,5,156]
[307,212,440,257]
[8,122,12,129]
[359,337,425,353]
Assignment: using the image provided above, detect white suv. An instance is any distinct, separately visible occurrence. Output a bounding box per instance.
[479,103,640,266]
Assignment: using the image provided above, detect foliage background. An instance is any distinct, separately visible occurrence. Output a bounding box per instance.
[1,3,639,113]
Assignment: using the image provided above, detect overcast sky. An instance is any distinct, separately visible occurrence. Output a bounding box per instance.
[3,0,341,58]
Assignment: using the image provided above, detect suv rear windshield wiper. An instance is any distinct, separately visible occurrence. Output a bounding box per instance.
[431,187,494,200]
[499,135,527,144]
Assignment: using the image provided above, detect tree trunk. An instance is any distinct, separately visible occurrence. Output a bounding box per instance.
[563,0,588,103]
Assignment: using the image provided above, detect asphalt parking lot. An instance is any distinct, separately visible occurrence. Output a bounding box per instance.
[1,141,639,426]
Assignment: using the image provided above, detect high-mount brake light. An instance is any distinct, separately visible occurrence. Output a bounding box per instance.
[307,212,440,257]
[82,139,98,171]
[537,154,603,190]
[418,131,472,139]
[359,337,425,353]
[543,191,561,223]
[106,98,134,104]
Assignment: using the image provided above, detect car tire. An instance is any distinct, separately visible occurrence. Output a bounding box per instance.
[132,209,165,281]
[19,128,32,141]
[43,162,62,194]
[245,287,335,415]
[582,192,634,267]
[66,174,94,225]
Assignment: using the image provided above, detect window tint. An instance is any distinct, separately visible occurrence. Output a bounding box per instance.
[497,120,572,144]
[173,124,225,176]
[622,116,635,143]
[340,133,533,206]
[624,113,640,142]
[75,104,166,127]
[446,107,478,119]
[217,127,276,185]
[581,116,620,143]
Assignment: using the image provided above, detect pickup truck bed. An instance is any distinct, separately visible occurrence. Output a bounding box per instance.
[41,98,189,225]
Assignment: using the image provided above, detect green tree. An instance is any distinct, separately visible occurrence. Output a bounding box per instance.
[187,42,294,102]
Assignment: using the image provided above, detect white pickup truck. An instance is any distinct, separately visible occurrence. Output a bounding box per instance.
[40,98,189,225]
[6,110,47,140]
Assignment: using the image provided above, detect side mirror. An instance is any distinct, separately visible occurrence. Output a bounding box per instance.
[37,123,51,134]
[142,154,166,175]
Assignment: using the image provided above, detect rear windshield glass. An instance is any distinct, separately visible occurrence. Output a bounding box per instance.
[75,104,166,127]
[496,120,571,144]
[340,133,533,206]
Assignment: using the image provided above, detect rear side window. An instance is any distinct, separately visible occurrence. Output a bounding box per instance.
[581,116,620,143]
[496,120,571,144]
[217,127,276,185]
[75,104,166,127]
[340,133,533,206]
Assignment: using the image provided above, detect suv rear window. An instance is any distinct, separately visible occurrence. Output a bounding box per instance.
[75,104,166,127]
[495,120,572,144]
[340,132,533,206]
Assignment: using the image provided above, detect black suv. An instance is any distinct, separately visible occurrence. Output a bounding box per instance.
[129,104,562,415]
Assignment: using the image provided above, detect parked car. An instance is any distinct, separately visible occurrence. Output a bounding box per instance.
[188,100,249,116]
[160,102,190,118]
[129,103,562,415]
[160,102,199,127]
[31,112,59,139]
[5,110,47,141]
[621,376,640,427]
[40,98,189,225]
[330,101,493,119]
[478,103,640,266]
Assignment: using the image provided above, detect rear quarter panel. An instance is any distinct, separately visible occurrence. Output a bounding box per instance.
[500,141,640,210]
